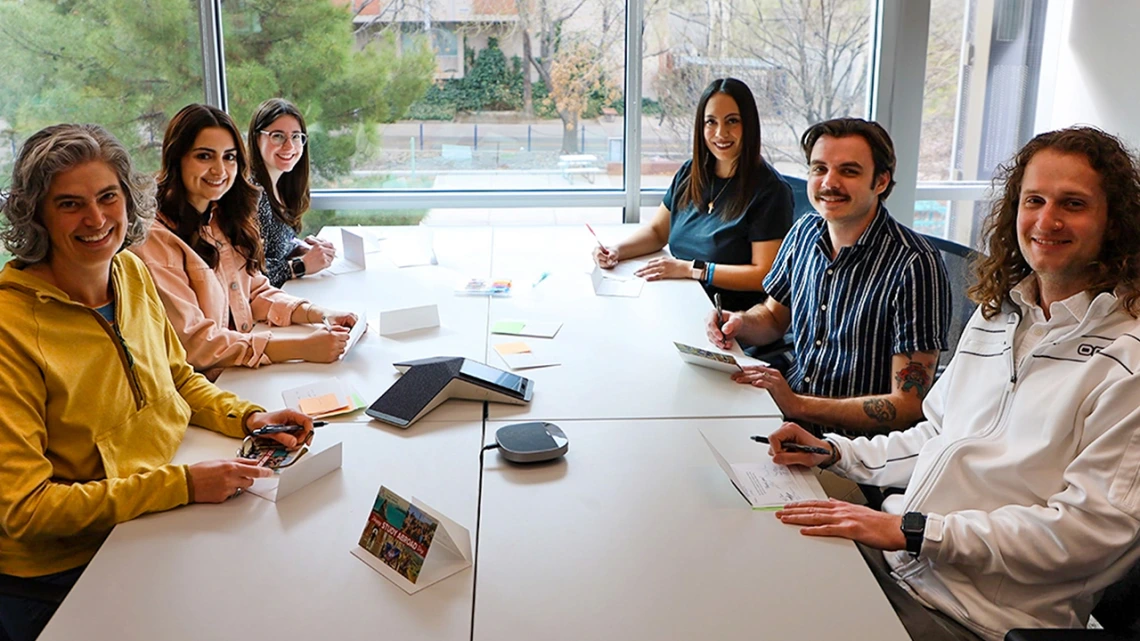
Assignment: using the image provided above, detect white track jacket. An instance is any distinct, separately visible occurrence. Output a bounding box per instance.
[829,288,1140,640]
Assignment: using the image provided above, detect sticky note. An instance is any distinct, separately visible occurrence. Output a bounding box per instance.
[492,321,527,334]
[299,393,350,416]
[494,342,532,355]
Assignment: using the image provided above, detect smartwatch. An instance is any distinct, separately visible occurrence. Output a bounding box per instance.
[290,257,306,278]
[691,259,707,281]
[900,512,926,557]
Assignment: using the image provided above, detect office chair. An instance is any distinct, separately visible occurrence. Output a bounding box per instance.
[1004,558,1140,640]
[921,234,979,378]
[747,175,813,367]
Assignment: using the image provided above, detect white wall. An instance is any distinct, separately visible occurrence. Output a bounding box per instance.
[1041,1,1140,148]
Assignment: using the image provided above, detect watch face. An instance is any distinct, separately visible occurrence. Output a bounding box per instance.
[902,512,925,532]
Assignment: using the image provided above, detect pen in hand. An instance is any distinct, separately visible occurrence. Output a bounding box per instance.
[251,421,329,436]
[714,292,724,333]
[750,435,831,456]
[585,223,610,255]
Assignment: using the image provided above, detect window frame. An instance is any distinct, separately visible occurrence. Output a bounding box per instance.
[198,0,948,227]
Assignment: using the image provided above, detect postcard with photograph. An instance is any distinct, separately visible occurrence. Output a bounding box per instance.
[358,487,440,584]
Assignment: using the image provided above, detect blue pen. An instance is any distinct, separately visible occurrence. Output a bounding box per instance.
[533,271,550,287]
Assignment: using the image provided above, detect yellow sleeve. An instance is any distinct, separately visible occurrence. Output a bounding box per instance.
[0,329,190,542]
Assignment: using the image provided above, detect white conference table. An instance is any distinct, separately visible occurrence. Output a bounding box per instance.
[217,226,495,422]
[475,417,909,641]
[40,419,484,641]
[485,226,780,421]
[40,225,907,641]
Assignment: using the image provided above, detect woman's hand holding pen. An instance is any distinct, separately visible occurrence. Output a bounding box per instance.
[300,238,336,274]
[301,325,350,362]
[593,244,619,269]
[245,409,316,448]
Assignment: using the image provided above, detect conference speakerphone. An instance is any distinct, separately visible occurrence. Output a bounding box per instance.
[366,357,534,428]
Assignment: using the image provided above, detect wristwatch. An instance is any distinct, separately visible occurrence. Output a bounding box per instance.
[901,512,927,557]
[290,257,306,278]
[691,259,707,281]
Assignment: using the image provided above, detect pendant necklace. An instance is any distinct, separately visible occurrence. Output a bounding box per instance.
[707,175,733,213]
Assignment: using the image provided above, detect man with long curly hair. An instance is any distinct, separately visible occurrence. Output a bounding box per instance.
[762,126,1140,640]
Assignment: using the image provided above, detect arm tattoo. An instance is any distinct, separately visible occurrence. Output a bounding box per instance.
[863,398,897,425]
[896,361,933,399]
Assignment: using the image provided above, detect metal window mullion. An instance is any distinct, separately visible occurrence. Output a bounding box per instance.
[624,0,644,222]
[198,0,228,112]
[871,0,932,229]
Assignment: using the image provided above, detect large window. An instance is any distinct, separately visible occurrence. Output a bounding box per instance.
[0,0,206,184]
[641,0,873,189]
[223,0,627,201]
[916,0,1051,246]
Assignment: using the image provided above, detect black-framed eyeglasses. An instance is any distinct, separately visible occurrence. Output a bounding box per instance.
[259,130,308,147]
[238,436,308,470]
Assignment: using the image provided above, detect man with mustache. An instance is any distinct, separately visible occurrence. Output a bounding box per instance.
[708,118,952,438]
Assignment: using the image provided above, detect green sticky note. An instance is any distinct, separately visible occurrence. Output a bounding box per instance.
[492,321,527,334]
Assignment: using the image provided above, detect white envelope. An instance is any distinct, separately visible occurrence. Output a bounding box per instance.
[378,304,440,336]
[247,441,343,503]
[342,313,368,357]
[591,265,644,297]
[327,229,366,274]
[350,498,472,594]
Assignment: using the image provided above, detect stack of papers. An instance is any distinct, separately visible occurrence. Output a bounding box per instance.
[591,266,645,297]
[699,430,816,510]
[493,341,560,370]
[283,377,367,418]
[491,320,562,338]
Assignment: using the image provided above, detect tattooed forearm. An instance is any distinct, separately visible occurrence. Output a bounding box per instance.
[863,398,897,424]
[896,361,933,399]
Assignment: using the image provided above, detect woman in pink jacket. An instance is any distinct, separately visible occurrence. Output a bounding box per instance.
[133,104,356,379]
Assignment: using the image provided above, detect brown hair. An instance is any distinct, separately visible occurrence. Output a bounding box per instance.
[675,78,765,222]
[247,98,311,233]
[2,124,156,263]
[157,103,263,274]
[800,118,897,200]
[969,126,1140,319]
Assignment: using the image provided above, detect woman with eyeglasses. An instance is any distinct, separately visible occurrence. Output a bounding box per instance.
[591,78,793,311]
[247,98,335,287]
[132,104,357,380]
[0,124,312,641]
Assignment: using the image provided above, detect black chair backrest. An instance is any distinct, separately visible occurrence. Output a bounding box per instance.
[783,176,815,223]
[920,234,979,377]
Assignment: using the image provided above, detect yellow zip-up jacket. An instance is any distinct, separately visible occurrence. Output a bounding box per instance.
[0,252,262,577]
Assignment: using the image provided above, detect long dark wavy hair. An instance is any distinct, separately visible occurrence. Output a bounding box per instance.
[247,98,311,233]
[157,103,263,274]
[969,126,1140,319]
[675,78,764,222]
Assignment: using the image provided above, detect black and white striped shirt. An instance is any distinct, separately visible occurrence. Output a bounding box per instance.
[763,205,951,434]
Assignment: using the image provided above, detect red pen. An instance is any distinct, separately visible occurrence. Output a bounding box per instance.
[585,224,611,255]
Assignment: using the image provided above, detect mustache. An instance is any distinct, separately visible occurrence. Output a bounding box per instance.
[816,188,848,198]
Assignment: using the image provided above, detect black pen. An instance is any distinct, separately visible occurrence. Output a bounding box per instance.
[714,292,724,332]
[750,435,831,456]
[251,421,328,436]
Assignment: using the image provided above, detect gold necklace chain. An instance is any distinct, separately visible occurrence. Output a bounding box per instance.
[707,175,733,213]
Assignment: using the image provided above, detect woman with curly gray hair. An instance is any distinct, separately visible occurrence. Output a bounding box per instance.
[0,124,313,641]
